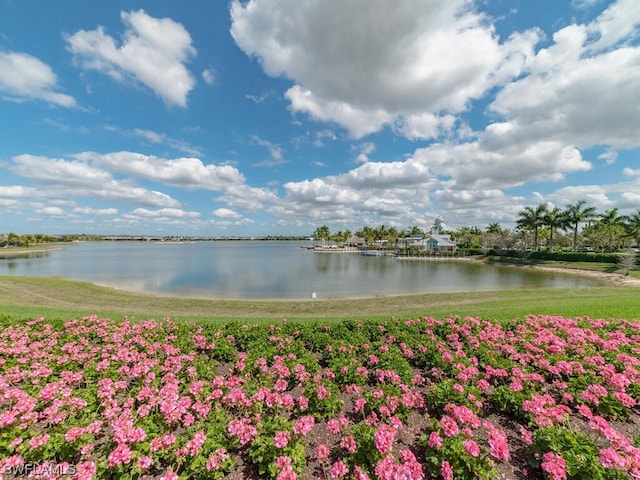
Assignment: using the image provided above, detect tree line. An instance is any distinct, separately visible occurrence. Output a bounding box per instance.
[311,201,640,253]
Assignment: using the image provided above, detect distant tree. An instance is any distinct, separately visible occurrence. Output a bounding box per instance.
[564,200,596,252]
[596,209,628,252]
[407,225,424,237]
[356,226,375,246]
[625,209,640,247]
[618,247,637,276]
[454,226,482,249]
[485,223,503,249]
[517,204,547,251]
[543,206,567,251]
[311,225,331,244]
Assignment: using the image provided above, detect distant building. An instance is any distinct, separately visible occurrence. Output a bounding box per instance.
[426,234,457,252]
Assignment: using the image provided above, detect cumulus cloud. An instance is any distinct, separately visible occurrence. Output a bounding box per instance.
[10,154,181,208]
[36,206,66,216]
[65,9,196,107]
[76,151,245,190]
[212,208,242,219]
[231,0,539,138]
[0,51,76,106]
[490,8,640,153]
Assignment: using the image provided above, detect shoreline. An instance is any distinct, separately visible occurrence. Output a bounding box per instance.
[395,255,640,287]
[477,258,640,287]
[0,246,64,258]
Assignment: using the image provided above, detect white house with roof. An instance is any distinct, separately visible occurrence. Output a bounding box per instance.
[426,233,457,252]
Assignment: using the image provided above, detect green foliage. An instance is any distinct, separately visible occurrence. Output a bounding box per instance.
[421,422,498,480]
[246,417,306,479]
[529,427,626,480]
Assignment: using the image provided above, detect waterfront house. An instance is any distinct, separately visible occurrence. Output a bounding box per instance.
[426,234,457,252]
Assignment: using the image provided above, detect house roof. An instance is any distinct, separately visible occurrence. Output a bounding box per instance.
[427,234,457,247]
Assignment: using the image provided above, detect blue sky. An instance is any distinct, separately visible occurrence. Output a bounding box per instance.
[1,0,639,236]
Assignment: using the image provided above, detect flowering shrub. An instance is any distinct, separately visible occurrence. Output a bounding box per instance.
[0,313,639,479]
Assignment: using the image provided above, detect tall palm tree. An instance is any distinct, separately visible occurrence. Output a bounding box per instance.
[564,200,596,252]
[543,206,566,251]
[626,209,640,248]
[516,204,547,251]
[596,208,628,252]
[312,225,331,245]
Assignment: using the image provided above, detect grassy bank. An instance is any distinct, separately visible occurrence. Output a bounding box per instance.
[1,275,639,324]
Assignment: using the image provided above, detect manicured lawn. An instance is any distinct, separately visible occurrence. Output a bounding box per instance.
[0,276,639,323]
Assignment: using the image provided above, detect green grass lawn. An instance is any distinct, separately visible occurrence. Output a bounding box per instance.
[0,275,638,325]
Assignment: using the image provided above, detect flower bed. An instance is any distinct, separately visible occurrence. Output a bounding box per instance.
[1,314,639,479]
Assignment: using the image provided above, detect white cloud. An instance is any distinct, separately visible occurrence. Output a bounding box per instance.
[65,9,196,107]
[212,208,242,219]
[76,151,245,190]
[128,208,200,218]
[491,11,640,153]
[202,68,216,85]
[251,136,286,166]
[10,154,181,208]
[0,51,76,106]
[105,126,203,156]
[351,142,375,163]
[585,0,640,53]
[73,207,118,216]
[37,206,66,217]
[231,0,539,138]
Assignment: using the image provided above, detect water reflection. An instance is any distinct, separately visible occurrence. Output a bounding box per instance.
[0,241,605,299]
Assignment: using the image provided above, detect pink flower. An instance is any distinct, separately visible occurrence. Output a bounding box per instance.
[274,430,291,448]
[327,419,342,435]
[441,460,454,480]
[541,452,567,480]
[440,415,459,437]
[108,443,132,467]
[463,439,481,457]
[293,415,315,436]
[29,433,50,449]
[317,385,332,400]
[317,444,331,461]
[340,434,357,453]
[206,448,230,471]
[136,455,153,469]
[428,431,443,448]
[520,426,533,445]
[599,448,626,469]
[487,426,510,461]
[330,460,349,478]
[374,423,396,454]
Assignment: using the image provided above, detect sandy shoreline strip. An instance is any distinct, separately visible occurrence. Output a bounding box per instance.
[396,255,640,287]
[0,247,64,257]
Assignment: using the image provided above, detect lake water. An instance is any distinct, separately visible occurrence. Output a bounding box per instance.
[0,241,604,299]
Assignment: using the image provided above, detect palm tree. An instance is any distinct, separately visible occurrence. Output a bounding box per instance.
[516,204,547,251]
[485,223,503,249]
[311,225,331,245]
[407,225,424,237]
[356,226,375,247]
[596,209,628,252]
[543,206,566,251]
[564,200,596,252]
[626,209,640,248]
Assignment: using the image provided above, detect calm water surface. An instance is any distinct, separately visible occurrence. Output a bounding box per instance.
[0,241,604,299]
